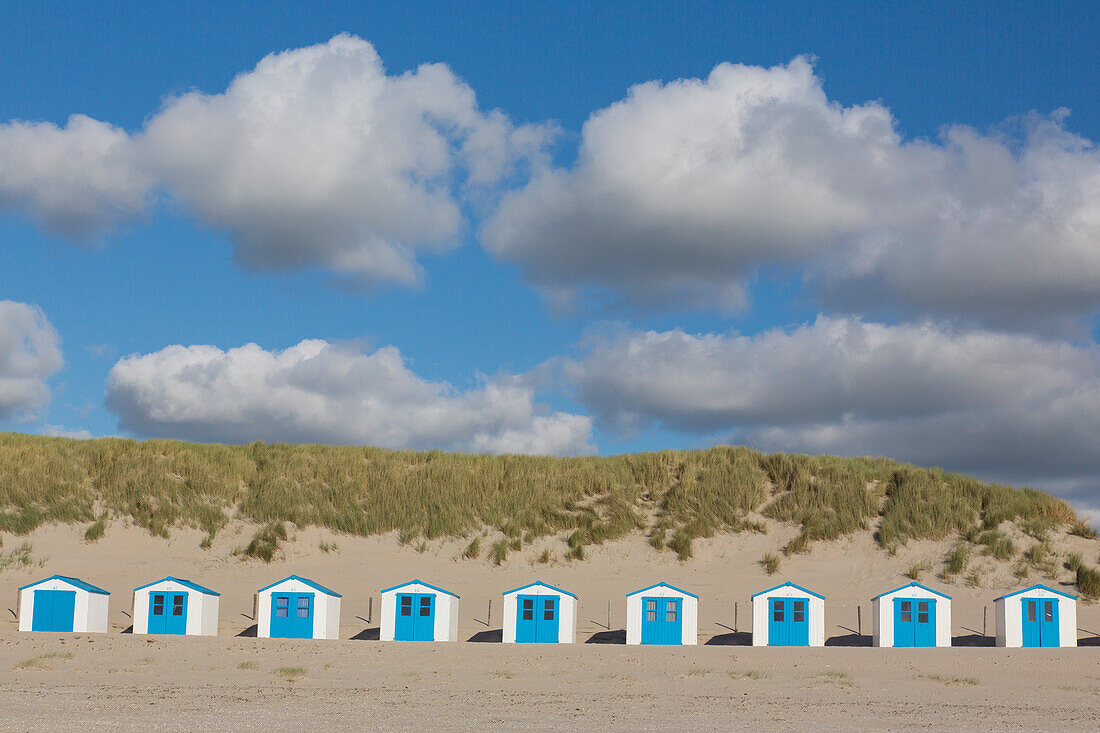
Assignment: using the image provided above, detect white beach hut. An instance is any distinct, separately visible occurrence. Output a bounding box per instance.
[995,584,1077,648]
[18,575,110,633]
[502,581,577,644]
[132,576,220,636]
[626,582,698,645]
[751,582,825,647]
[379,579,460,642]
[872,582,951,647]
[256,575,341,639]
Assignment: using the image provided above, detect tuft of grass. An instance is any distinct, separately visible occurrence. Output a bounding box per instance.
[977,530,1016,561]
[319,540,338,554]
[918,673,980,686]
[462,537,481,559]
[1024,542,1057,578]
[819,669,854,687]
[1070,519,1098,540]
[84,514,107,542]
[668,529,693,561]
[941,543,970,579]
[1077,565,1100,599]
[1012,562,1030,580]
[0,542,40,572]
[905,562,930,581]
[760,552,781,575]
[200,533,214,550]
[235,521,288,562]
[237,661,260,670]
[1065,553,1084,573]
[274,666,307,678]
[729,669,769,680]
[13,651,74,670]
[537,549,552,564]
[489,538,509,566]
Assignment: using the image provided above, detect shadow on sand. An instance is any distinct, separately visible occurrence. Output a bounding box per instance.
[236,624,258,638]
[705,632,752,646]
[951,634,995,647]
[467,629,503,643]
[585,629,626,644]
[825,633,872,647]
[351,627,380,641]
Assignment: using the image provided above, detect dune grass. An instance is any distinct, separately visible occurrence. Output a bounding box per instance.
[0,433,1086,568]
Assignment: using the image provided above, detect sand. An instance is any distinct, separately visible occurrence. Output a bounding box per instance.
[2,521,1099,730]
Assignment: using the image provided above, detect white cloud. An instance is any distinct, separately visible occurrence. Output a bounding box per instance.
[40,424,92,440]
[563,317,1100,496]
[0,301,64,420]
[0,115,152,237]
[105,339,593,456]
[0,35,547,287]
[484,58,1100,329]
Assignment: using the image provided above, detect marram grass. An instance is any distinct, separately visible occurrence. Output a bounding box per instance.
[0,433,1082,566]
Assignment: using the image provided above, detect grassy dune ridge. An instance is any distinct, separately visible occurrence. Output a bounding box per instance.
[1,432,1090,571]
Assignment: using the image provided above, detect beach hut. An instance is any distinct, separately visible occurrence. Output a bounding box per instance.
[256,575,341,639]
[379,580,460,642]
[872,582,951,647]
[502,581,577,644]
[626,582,698,645]
[995,584,1077,648]
[18,575,109,633]
[751,582,825,647]
[132,577,220,636]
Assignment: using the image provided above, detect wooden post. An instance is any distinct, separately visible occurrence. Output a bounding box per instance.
[983,606,987,637]
[734,601,738,633]
[606,600,611,631]
[858,605,862,637]
[368,596,373,624]
[488,599,492,626]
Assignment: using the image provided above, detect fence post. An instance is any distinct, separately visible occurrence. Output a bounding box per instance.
[368,596,373,624]
[607,600,611,631]
[983,606,987,637]
[488,599,492,626]
[858,605,862,637]
[734,601,738,633]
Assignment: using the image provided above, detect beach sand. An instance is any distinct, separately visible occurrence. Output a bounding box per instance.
[2,522,1098,730]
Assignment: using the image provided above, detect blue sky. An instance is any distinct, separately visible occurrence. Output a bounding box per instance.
[2,2,1100,508]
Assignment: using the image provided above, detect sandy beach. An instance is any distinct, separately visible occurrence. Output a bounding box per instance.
[2,522,1098,730]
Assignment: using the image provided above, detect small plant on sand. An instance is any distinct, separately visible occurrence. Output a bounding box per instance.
[648,530,665,551]
[760,552,781,575]
[537,549,552,564]
[13,651,74,670]
[0,542,40,572]
[489,539,510,566]
[941,543,970,580]
[977,530,1016,561]
[462,537,481,559]
[1065,552,1084,573]
[905,562,930,581]
[274,666,307,678]
[729,669,769,680]
[319,540,338,554]
[236,522,288,563]
[1076,565,1100,599]
[84,514,107,542]
[669,529,693,561]
[1023,542,1057,578]
[918,673,980,686]
[237,661,260,670]
[819,670,854,687]
[1012,562,1030,581]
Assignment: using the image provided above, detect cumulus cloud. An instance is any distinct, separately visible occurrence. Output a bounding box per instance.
[40,424,93,440]
[484,58,1100,329]
[106,339,593,456]
[0,301,64,420]
[0,35,546,286]
[563,317,1100,497]
[0,115,151,237]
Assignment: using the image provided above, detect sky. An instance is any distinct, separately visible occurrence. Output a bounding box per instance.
[2,2,1100,510]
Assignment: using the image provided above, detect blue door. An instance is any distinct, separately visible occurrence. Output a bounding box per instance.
[270,592,314,638]
[1022,598,1059,647]
[894,598,936,647]
[31,590,76,632]
[148,591,188,635]
[768,597,809,646]
[395,593,435,641]
[516,595,559,643]
[641,596,682,645]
